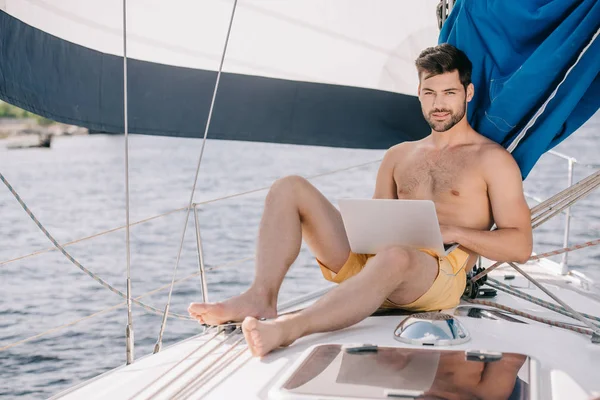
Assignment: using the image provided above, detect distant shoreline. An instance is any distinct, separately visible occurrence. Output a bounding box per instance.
[0,117,88,139]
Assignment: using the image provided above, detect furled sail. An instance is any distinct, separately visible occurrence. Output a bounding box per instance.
[441,0,600,177]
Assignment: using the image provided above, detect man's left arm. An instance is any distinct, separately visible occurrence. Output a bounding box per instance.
[442,149,533,263]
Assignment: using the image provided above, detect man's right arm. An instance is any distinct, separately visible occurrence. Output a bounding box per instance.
[373,146,400,199]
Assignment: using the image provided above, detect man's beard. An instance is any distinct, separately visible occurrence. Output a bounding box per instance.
[424,102,466,132]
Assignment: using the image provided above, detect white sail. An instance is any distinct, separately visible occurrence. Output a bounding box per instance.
[3,0,438,94]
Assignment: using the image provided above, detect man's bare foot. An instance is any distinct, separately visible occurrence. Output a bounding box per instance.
[188,289,277,326]
[242,316,296,357]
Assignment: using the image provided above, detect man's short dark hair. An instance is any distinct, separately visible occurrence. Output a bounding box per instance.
[415,44,472,90]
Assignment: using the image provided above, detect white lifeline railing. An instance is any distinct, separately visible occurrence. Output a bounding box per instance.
[524,150,600,275]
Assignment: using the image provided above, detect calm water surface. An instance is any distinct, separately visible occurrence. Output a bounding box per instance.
[1,114,599,398]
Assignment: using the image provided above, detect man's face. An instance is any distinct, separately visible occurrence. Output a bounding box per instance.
[418,70,473,132]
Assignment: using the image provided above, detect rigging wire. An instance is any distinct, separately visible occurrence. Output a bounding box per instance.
[0,258,250,353]
[0,173,191,319]
[486,278,600,325]
[465,298,595,337]
[0,158,381,268]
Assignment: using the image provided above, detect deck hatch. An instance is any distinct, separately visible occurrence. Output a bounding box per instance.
[271,345,537,399]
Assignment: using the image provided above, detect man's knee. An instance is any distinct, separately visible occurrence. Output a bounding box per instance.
[268,175,311,203]
[371,246,416,283]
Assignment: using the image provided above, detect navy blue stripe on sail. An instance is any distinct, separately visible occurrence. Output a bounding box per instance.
[0,10,428,149]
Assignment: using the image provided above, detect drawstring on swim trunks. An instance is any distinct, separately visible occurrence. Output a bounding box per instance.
[439,254,470,277]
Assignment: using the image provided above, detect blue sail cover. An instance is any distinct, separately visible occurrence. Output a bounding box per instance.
[440,0,600,177]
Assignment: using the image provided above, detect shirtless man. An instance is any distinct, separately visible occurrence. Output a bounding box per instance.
[188,44,533,357]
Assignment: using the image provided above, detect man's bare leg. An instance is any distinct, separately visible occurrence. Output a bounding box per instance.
[188,176,351,326]
[242,247,438,357]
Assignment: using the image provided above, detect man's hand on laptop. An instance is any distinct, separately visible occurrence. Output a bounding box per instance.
[440,224,458,244]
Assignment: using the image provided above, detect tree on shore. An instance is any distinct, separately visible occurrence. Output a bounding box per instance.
[0,100,54,125]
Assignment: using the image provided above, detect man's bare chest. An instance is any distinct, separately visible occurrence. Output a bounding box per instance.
[393,153,475,199]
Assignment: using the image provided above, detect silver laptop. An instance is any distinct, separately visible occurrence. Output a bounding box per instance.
[338,199,458,257]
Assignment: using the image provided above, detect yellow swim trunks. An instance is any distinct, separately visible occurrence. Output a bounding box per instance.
[318,248,469,312]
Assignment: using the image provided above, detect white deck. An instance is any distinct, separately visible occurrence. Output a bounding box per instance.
[52,259,600,400]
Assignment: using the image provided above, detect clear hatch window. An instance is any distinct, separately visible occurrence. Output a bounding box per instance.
[278,345,534,399]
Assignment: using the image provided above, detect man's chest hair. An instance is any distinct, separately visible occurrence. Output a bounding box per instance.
[394,150,474,197]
